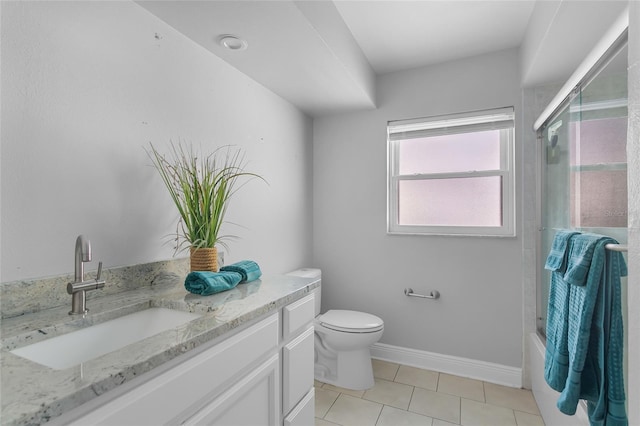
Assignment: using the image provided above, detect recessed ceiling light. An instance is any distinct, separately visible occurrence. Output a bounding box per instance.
[217,35,248,51]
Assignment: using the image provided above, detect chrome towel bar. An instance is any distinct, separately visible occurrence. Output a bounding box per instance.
[404,288,440,299]
[547,229,628,252]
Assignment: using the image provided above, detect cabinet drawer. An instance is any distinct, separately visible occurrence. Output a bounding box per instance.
[282,293,315,341]
[69,314,279,425]
[282,325,314,414]
[284,388,315,426]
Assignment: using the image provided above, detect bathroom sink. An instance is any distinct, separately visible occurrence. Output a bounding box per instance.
[10,308,201,370]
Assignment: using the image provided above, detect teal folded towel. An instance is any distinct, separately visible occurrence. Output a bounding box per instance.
[545,230,579,272]
[220,260,262,283]
[563,233,603,287]
[184,271,243,296]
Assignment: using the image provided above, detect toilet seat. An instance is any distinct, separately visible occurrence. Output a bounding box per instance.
[319,310,384,333]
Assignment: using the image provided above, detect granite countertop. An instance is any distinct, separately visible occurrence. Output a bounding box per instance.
[0,273,320,426]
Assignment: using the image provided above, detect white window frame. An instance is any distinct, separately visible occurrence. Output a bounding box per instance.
[387,107,516,237]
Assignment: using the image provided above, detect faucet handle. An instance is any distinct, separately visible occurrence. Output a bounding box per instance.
[96,261,103,281]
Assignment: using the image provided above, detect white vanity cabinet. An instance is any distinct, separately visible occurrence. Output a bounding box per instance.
[56,293,316,426]
[281,294,316,426]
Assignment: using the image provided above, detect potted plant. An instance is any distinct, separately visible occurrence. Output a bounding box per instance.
[147,142,263,272]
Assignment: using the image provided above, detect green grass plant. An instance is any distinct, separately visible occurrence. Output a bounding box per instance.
[147,142,264,253]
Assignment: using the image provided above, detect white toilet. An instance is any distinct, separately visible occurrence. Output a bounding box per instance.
[286,268,384,390]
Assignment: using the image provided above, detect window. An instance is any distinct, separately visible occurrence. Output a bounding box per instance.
[387,107,515,236]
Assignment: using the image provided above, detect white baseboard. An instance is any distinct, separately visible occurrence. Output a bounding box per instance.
[370,343,522,388]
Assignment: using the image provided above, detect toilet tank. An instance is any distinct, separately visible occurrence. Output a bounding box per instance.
[286,268,321,316]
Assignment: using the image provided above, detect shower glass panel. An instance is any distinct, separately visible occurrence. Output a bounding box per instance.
[537,41,628,402]
[537,42,628,334]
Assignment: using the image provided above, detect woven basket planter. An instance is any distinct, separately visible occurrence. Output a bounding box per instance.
[190,247,218,272]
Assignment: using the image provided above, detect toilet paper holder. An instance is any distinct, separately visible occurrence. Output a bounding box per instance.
[404,288,440,300]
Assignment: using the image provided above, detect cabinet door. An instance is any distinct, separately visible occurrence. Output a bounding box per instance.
[67,314,279,425]
[283,388,314,426]
[282,325,314,414]
[184,354,280,426]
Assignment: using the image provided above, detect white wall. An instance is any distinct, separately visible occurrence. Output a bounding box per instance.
[313,49,523,368]
[625,2,639,423]
[0,1,313,282]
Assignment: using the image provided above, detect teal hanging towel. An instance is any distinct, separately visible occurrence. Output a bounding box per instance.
[544,231,628,425]
[544,229,580,391]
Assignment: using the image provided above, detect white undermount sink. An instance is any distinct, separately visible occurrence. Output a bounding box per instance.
[11,308,201,370]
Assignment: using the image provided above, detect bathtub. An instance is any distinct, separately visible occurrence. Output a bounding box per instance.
[529,333,589,426]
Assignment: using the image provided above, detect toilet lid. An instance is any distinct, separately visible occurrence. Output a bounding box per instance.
[319,310,384,333]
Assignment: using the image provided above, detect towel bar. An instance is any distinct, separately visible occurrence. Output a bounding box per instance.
[404,288,440,299]
[548,229,628,252]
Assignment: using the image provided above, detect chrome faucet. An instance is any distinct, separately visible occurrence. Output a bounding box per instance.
[67,235,106,315]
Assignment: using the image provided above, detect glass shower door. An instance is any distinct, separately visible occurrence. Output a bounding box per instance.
[537,91,580,334]
[537,42,628,336]
[537,40,628,411]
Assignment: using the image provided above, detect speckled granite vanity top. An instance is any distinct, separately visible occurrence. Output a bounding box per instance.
[0,262,319,426]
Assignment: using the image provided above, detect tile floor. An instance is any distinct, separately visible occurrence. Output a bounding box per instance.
[315,359,545,426]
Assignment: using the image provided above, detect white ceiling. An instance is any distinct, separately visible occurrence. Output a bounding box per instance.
[333,1,535,74]
[136,1,627,117]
